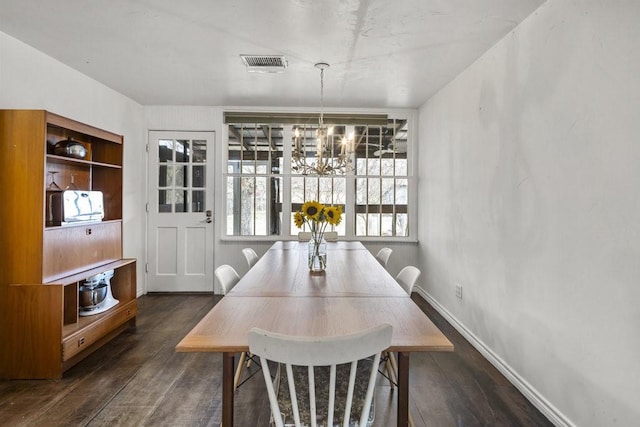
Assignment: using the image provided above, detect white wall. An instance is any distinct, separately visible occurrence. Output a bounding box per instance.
[417,1,640,426]
[0,31,147,295]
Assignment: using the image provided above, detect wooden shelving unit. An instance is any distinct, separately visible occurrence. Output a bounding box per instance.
[0,110,137,379]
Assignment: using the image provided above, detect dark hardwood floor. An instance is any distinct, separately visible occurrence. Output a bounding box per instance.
[0,294,553,426]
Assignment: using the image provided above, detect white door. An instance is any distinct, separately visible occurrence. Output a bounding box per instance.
[147,131,215,292]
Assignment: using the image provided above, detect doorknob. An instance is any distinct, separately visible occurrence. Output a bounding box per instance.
[202,210,213,223]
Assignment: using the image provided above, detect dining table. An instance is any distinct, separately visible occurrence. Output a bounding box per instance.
[175,241,454,426]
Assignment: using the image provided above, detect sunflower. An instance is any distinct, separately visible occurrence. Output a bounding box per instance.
[301,200,323,221]
[324,205,342,226]
[293,210,304,228]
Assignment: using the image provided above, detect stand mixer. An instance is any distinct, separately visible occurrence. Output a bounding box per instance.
[79,269,119,316]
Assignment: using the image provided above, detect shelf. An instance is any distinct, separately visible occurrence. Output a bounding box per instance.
[44,219,122,232]
[46,154,122,169]
[62,299,136,340]
[45,258,135,286]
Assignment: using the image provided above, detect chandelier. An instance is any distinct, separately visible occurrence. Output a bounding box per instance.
[292,63,355,175]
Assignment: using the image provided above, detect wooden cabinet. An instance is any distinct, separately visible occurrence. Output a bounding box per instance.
[0,110,137,379]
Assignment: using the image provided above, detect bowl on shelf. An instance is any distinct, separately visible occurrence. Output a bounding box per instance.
[79,283,108,310]
[54,138,87,159]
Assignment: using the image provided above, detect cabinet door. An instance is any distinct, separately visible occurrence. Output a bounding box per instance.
[43,222,122,282]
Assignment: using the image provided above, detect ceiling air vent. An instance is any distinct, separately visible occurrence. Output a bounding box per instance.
[240,55,288,73]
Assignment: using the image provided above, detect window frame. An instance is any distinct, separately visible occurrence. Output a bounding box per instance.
[220,109,418,242]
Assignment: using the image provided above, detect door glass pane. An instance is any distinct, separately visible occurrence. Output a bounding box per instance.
[192,190,205,213]
[159,139,173,163]
[176,140,190,163]
[192,165,205,188]
[175,165,187,188]
[159,190,173,213]
[175,189,188,213]
[192,140,207,163]
[159,165,172,187]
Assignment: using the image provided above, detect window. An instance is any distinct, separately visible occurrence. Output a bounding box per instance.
[225,116,411,239]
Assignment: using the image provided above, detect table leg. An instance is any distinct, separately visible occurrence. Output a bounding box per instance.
[222,352,234,426]
[397,352,410,427]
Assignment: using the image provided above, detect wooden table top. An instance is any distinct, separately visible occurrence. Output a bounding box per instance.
[228,241,408,297]
[176,241,453,353]
[175,296,453,353]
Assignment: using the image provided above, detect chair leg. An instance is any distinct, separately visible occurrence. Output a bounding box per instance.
[233,351,247,391]
[385,354,396,389]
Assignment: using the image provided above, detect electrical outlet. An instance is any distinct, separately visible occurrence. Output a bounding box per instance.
[456,284,463,299]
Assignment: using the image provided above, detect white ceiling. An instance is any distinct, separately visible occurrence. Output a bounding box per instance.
[0,0,545,109]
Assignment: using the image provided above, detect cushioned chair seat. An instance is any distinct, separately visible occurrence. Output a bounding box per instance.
[274,359,375,427]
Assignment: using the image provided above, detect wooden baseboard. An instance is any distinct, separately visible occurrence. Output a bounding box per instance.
[414,286,573,427]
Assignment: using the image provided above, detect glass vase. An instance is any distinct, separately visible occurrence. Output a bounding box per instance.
[308,237,327,272]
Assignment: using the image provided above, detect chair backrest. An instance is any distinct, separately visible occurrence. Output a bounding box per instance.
[242,248,259,269]
[297,231,312,241]
[214,264,240,295]
[375,247,393,268]
[248,324,393,427]
[323,231,338,241]
[395,266,421,296]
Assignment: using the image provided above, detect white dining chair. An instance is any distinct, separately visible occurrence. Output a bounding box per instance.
[375,247,393,269]
[242,248,259,269]
[214,264,248,392]
[214,264,240,295]
[323,231,338,241]
[396,265,421,296]
[249,323,393,427]
[297,231,312,241]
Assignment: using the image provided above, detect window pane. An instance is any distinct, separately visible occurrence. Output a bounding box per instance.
[381,214,393,236]
[291,177,304,204]
[241,177,255,235]
[255,177,267,236]
[396,179,408,204]
[367,213,380,235]
[367,179,380,204]
[333,178,346,205]
[318,177,333,204]
[381,158,395,176]
[381,178,394,205]
[396,159,408,176]
[356,178,367,205]
[396,213,408,237]
[356,213,366,236]
[367,158,380,176]
[304,179,318,201]
[226,176,237,235]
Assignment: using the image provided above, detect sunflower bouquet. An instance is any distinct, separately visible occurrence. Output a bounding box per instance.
[294,201,342,271]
